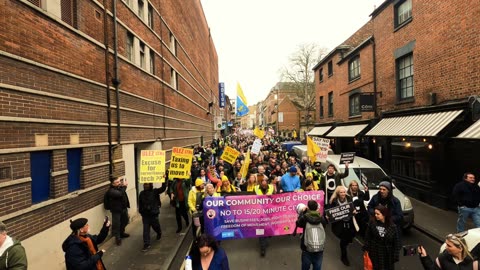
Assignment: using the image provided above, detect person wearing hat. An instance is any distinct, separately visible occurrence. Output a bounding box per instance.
[188,178,206,238]
[280,166,301,192]
[62,217,110,270]
[311,161,325,188]
[367,178,403,233]
[105,176,131,246]
[0,221,27,270]
[302,173,319,191]
[217,174,236,195]
[138,181,168,252]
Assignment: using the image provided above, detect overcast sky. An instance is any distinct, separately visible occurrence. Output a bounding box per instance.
[200,0,385,105]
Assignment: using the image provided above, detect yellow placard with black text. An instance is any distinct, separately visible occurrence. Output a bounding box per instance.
[139,150,166,183]
[168,147,194,179]
[220,146,240,165]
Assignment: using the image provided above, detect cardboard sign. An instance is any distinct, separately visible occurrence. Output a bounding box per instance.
[340,152,355,164]
[139,150,166,183]
[220,146,240,165]
[251,139,262,155]
[168,147,193,179]
[325,203,354,223]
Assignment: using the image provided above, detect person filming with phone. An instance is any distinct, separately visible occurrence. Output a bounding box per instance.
[105,176,131,246]
[417,233,479,270]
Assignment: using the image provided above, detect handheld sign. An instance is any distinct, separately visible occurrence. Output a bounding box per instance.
[339,152,355,164]
[168,147,193,179]
[220,146,240,165]
[325,203,354,223]
[251,139,262,155]
[139,150,166,183]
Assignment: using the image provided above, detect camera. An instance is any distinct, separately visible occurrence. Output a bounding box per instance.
[402,245,419,256]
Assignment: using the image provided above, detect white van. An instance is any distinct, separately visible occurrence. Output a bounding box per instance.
[319,154,415,230]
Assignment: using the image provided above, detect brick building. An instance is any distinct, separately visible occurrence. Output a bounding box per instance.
[313,0,480,209]
[0,0,218,268]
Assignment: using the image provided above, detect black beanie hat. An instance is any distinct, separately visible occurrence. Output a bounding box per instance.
[70,218,88,231]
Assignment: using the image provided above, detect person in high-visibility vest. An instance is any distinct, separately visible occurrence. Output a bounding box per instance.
[255,178,275,257]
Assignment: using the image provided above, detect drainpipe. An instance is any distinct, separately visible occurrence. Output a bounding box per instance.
[104,0,113,176]
[112,0,122,145]
[371,37,378,118]
[159,2,166,140]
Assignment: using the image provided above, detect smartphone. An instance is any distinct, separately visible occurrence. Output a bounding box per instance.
[402,245,419,256]
[105,215,109,223]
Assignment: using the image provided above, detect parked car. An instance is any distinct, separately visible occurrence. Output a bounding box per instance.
[319,154,415,230]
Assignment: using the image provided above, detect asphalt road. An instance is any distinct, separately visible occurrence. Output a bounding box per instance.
[221,226,441,270]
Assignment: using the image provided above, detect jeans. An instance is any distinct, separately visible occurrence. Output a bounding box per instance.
[457,206,480,232]
[111,208,129,240]
[142,215,161,245]
[301,250,323,270]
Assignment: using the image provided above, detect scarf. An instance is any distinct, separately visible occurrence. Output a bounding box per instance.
[77,235,104,270]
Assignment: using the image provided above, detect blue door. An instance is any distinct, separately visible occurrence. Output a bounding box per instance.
[67,148,82,192]
[30,151,51,203]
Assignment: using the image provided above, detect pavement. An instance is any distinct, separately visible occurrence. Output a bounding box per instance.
[100,194,475,270]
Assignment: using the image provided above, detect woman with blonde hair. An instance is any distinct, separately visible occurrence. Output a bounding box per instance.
[418,233,478,270]
[328,185,357,266]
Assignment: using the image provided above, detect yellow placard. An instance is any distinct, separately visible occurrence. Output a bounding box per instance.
[168,147,194,179]
[139,150,166,183]
[220,146,240,165]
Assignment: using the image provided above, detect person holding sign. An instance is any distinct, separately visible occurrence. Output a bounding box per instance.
[328,186,357,266]
[138,182,168,251]
[169,177,191,233]
[363,205,400,270]
[347,180,370,237]
[217,175,236,195]
[322,163,349,207]
[188,179,206,238]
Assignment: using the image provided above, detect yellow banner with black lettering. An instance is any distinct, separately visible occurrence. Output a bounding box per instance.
[139,150,166,183]
[168,147,193,179]
[220,146,240,165]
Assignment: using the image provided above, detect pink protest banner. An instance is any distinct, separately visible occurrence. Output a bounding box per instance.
[203,191,325,240]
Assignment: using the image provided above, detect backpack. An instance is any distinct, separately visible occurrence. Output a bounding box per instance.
[304,221,325,253]
[103,191,111,210]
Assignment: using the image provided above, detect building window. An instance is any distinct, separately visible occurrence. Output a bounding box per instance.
[140,42,146,68]
[67,149,82,192]
[171,69,178,90]
[60,0,77,27]
[124,0,132,7]
[126,32,134,61]
[319,96,324,118]
[395,0,412,27]
[327,61,333,77]
[319,68,324,82]
[149,52,155,74]
[348,56,361,81]
[147,4,154,28]
[328,91,333,117]
[397,54,414,100]
[349,94,360,116]
[27,0,41,7]
[170,33,177,55]
[137,0,144,19]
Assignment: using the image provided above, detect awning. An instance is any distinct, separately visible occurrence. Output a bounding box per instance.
[326,124,368,137]
[456,119,480,139]
[308,126,332,136]
[366,110,463,137]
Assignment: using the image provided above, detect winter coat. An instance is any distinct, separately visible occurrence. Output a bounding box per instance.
[452,180,480,208]
[420,250,478,270]
[296,210,327,252]
[349,189,370,225]
[364,220,400,270]
[169,178,191,209]
[367,193,403,228]
[0,239,27,270]
[138,183,167,216]
[62,224,109,270]
[106,185,130,213]
[192,247,230,270]
[329,198,356,243]
[322,170,349,203]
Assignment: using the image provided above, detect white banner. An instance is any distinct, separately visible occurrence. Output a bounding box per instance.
[251,139,262,155]
[312,137,330,162]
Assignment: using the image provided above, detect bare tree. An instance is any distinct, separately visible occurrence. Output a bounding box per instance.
[280,43,328,126]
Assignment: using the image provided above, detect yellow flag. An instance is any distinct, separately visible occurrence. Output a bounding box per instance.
[307,136,320,161]
[293,130,297,138]
[240,149,251,179]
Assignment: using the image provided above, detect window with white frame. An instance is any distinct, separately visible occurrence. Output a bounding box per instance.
[149,53,155,74]
[137,0,144,19]
[139,42,146,68]
[328,91,333,117]
[147,4,153,28]
[169,33,176,55]
[397,54,414,100]
[170,69,178,90]
[395,0,412,27]
[348,56,361,81]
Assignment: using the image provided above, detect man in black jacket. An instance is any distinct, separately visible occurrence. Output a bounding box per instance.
[138,182,167,251]
[452,172,480,232]
[106,176,130,245]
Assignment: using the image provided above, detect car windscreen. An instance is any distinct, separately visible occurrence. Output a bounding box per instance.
[352,168,387,189]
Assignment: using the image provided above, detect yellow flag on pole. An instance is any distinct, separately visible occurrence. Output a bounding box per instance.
[240,149,251,179]
[253,127,265,139]
[307,136,321,161]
